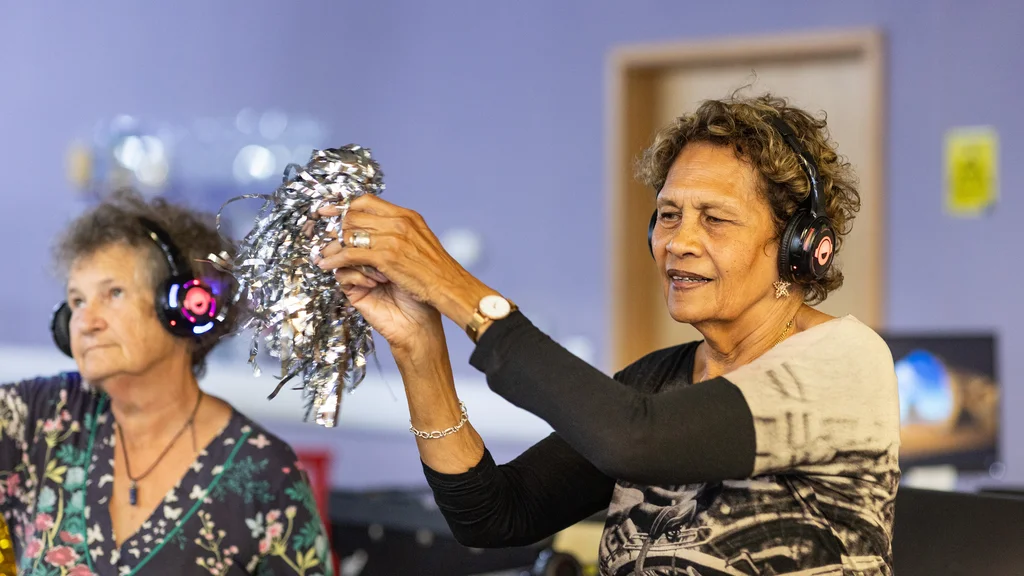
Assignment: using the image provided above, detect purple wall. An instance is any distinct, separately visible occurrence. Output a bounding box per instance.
[2,0,1023,488]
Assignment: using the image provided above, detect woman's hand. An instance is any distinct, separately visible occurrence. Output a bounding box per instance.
[326,262,443,356]
[316,195,495,336]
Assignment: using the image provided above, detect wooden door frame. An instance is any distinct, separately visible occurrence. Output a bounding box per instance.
[606,28,887,370]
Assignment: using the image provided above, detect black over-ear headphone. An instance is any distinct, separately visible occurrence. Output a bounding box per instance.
[647,115,836,284]
[50,217,226,358]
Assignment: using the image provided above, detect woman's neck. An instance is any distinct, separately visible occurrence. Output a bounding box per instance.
[103,360,202,450]
[694,300,806,382]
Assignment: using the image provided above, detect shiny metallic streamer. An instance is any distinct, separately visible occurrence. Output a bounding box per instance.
[218,145,384,427]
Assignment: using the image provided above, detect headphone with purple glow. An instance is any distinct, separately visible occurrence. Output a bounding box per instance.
[50,217,227,357]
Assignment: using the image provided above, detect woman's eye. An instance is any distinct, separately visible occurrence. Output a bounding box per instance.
[658,211,681,222]
[110,287,124,298]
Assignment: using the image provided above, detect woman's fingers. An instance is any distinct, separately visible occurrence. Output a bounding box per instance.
[317,194,407,220]
[357,265,390,283]
[318,205,344,218]
[318,230,395,285]
[317,244,379,272]
[334,267,378,290]
[301,219,317,238]
[320,239,344,258]
[348,194,405,216]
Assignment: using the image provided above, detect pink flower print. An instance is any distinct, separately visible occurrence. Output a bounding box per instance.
[43,419,61,433]
[60,531,85,545]
[6,473,20,496]
[229,545,239,555]
[266,522,284,540]
[61,409,72,422]
[265,510,280,523]
[258,537,271,554]
[67,565,95,576]
[35,513,54,532]
[24,538,42,559]
[282,467,291,474]
[45,545,80,567]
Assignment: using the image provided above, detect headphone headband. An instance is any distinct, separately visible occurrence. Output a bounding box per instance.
[766,116,823,218]
[137,217,189,278]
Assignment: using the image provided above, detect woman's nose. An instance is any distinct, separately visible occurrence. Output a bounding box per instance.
[72,303,107,334]
[665,219,703,257]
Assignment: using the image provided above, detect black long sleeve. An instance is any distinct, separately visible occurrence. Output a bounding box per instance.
[422,311,756,549]
[468,311,756,485]
[423,432,614,548]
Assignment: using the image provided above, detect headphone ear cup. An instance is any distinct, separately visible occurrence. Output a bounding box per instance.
[155,278,191,337]
[647,210,658,258]
[50,302,73,358]
[806,217,836,280]
[156,275,222,338]
[777,211,808,282]
[779,212,835,283]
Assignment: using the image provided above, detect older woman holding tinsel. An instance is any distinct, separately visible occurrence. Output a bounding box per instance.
[317,95,901,575]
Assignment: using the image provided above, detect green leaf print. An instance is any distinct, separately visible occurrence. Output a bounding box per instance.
[172,529,189,551]
[62,514,86,537]
[55,444,88,468]
[37,486,57,513]
[210,457,274,504]
[293,521,321,551]
[65,489,86,514]
[284,481,319,518]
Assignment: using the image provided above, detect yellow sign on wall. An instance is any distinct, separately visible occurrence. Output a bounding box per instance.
[945,127,999,216]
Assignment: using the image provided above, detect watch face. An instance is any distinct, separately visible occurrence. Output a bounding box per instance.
[479,295,511,320]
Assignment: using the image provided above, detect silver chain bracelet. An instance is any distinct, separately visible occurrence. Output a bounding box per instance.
[409,401,469,439]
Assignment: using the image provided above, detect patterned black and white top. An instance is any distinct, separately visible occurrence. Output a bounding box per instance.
[0,373,334,576]
[424,312,901,575]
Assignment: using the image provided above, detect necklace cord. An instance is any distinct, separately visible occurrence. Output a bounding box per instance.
[83,392,249,575]
[116,390,205,483]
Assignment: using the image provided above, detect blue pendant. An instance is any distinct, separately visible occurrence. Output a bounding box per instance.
[129,482,138,506]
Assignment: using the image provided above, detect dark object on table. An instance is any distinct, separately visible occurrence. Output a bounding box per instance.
[531,549,583,576]
[330,489,564,576]
[892,486,1024,575]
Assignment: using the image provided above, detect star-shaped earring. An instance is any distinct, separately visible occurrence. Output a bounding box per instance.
[773,280,790,299]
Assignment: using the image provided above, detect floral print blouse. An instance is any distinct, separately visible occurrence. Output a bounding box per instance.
[0,372,334,576]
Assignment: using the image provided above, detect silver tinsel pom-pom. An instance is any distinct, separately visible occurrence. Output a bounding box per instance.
[220,145,384,427]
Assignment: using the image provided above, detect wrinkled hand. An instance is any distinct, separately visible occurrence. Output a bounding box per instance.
[316,195,491,353]
[324,257,442,354]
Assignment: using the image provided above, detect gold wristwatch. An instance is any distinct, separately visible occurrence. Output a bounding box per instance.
[466,294,517,343]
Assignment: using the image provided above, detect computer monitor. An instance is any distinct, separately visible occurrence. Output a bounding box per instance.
[880,333,999,472]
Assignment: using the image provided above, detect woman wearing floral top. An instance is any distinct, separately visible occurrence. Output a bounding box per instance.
[0,189,333,575]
